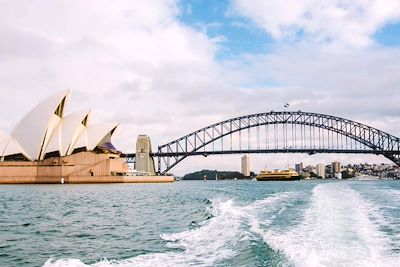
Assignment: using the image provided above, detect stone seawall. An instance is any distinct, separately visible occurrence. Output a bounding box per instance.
[0,176,174,184]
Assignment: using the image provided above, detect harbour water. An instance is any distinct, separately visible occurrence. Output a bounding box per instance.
[1,180,400,266]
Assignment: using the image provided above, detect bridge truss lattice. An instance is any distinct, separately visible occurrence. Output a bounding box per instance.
[153,111,400,174]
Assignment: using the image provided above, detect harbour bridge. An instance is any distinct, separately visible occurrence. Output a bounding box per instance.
[126,111,400,174]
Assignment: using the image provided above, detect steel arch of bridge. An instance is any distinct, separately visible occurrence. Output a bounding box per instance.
[154,111,400,174]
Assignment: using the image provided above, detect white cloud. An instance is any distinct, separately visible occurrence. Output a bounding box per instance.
[0,0,399,175]
[0,0,220,143]
[223,44,400,132]
[230,0,400,47]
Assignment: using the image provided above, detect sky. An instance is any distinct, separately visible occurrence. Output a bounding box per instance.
[0,0,400,175]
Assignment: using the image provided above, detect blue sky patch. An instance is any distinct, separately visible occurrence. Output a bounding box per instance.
[374,22,400,47]
[178,0,400,52]
[178,0,274,59]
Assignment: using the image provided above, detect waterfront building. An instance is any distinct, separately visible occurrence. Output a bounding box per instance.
[335,172,343,179]
[332,161,342,175]
[241,155,250,177]
[303,165,315,174]
[0,90,173,183]
[295,163,303,172]
[316,164,326,179]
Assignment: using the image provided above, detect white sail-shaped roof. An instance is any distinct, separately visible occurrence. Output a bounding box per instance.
[0,136,29,159]
[44,110,91,157]
[87,123,119,150]
[0,133,10,158]
[73,127,88,151]
[8,90,70,160]
[1,90,120,161]
[0,131,23,159]
[0,130,8,154]
[74,122,119,151]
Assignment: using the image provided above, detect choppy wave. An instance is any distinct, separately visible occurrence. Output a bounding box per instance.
[250,183,400,267]
[355,186,400,254]
[43,183,400,267]
[44,192,296,267]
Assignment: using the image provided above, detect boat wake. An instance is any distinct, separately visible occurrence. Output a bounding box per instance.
[43,183,400,267]
[43,193,296,267]
[250,183,400,267]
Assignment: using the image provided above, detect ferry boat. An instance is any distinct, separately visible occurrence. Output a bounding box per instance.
[256,169,301,181]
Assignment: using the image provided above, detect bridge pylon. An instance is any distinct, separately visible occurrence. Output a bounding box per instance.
[134,135,156,175]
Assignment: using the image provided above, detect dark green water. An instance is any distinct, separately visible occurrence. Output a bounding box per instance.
[0,180,399,266]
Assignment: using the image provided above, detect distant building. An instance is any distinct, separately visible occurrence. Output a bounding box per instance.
[241,155,250,177]
[316,164,325,179]
[332,161,341,175]
[335,172,343,179]
[303,165,316,175]
[295,163,303,172]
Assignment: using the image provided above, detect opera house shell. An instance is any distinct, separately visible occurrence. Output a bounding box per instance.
[0,90,120,161]
[0,90,132,183]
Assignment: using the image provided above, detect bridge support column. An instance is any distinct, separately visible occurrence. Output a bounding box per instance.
[135,135,156,175]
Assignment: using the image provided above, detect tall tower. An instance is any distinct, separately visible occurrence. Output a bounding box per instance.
[316,163,326,179]
[332,161,341,174]
[241,155,250,177]
[135,135,156,175]
[295,163,303,172]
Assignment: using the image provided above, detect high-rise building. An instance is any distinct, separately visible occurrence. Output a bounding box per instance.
[332,161,341,174]
[295,163,303,172]
[316,164,325,179]
[241,155,250,177]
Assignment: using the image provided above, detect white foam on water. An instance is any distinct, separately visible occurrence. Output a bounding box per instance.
[43,198,243,267]
[357,186,400,255]
[43,192,297,267]
[251,183,400,267]
[44,259,90,267]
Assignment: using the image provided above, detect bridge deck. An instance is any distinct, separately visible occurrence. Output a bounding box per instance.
[126,148,396,159]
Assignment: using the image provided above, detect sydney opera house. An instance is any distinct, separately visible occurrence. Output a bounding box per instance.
[0,90,172,183]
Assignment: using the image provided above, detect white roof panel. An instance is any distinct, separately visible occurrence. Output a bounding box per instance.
[11,90,70,160]
[45,110,90,156]
[84,122,119,151]
[74,128,88,151]
[0,136,29,159]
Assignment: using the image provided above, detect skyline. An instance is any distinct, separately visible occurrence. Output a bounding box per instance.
[1,0,400,174]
